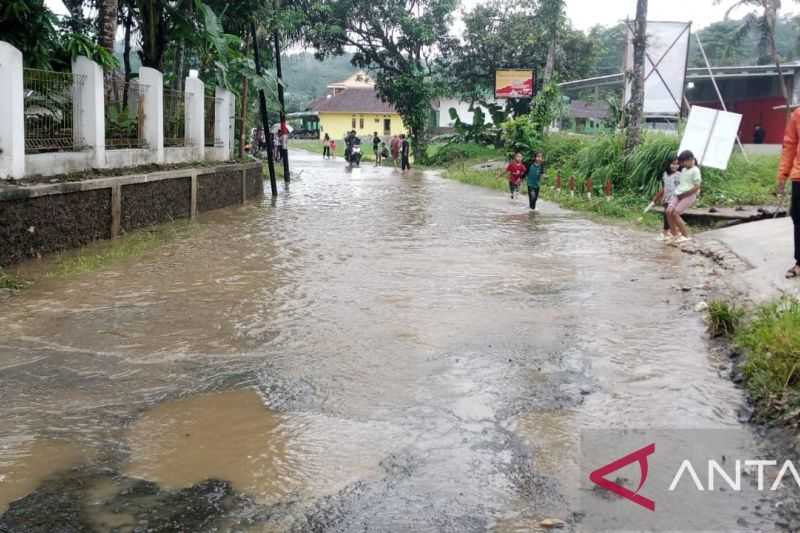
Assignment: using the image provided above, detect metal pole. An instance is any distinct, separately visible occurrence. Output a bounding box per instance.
[273,23,290,183]
[250,21,278,197]
[694,32,748,161]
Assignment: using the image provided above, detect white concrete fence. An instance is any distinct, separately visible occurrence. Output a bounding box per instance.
[0,41,235,179]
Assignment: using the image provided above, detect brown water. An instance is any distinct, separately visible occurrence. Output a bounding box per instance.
[0,151,780,530]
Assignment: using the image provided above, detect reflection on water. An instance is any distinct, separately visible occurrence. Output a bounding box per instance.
[0,151,774,528]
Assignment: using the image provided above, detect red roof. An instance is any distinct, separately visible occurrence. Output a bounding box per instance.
[308,88,397,114]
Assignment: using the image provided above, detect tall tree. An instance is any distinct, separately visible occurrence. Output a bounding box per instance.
[302,0,458,160]
[539,0,566,84]
[624,0,648,155]
[98,0,119,54]
[714,0,792,120]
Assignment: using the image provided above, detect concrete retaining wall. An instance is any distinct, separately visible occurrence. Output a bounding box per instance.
[0,162,263,267]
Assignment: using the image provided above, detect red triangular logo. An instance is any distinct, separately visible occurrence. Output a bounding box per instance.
[589,443,656,511]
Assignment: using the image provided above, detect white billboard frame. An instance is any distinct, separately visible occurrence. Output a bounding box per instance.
[624,20,692,116]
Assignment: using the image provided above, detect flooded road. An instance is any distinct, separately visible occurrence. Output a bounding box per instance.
[0,151,785,531]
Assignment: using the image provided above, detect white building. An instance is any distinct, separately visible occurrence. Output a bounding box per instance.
[431,97,496,129]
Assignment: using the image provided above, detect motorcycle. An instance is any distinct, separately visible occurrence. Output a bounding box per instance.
[349,145,362,168]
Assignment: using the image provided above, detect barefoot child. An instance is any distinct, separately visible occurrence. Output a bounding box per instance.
[499,152,526,199]
[667,150,702,244]
[651,157,681,241]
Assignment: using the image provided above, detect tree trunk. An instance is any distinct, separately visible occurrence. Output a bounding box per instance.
[239,33,250,159]
[543,41,556,84]
[99,0,119,54]
[411,127,426,164]
[764,0,791,122]
[624,0,648,155]
[122,7,133,107]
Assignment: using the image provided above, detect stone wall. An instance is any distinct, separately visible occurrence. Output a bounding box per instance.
[121,177,192,232]
[0,189,111,266]
[198,169,244,213]
[0,162,263,267]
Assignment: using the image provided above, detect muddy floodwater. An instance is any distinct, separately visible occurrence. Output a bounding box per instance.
[0,151,790,531]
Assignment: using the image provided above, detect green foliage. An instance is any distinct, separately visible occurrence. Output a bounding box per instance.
[426,143,504,166]
[0,0,59,68]
[443,0,596,104]
[707,300,746,337]
[625,134,680,195]
[0,270,31,291]
[502,82,564,156]
[61,32,120,70]
[448,107,501,146]
[303,0,459,160]
[737,298,800,421]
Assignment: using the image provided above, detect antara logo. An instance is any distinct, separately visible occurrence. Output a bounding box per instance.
[589,443,656,511]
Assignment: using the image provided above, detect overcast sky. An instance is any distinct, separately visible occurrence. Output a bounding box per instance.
[46,0,797,32]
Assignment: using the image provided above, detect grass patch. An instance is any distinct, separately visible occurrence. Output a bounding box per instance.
[736,298,800,423]
[707,300,745,337]
[442,158,663,228]
[0,270,31,291]
[47,220,194,279]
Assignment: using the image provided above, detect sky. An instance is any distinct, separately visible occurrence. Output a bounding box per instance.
[45,0,797,32]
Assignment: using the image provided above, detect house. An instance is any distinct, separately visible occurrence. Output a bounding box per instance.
[563,100,611,133]
[559,63,800,147]
[302,72,408,140]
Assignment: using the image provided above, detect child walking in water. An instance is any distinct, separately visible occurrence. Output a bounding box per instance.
[651,157,681,241]
[526,152,545,210]
[667,150,702,244]
[499,152,526,199]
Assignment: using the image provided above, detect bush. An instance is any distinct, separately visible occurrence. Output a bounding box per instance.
[426,142,504,166]
[528,132,780,206]
[737,298,800,417]
[707,300,745,337]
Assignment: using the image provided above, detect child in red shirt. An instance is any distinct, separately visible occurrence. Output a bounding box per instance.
[498,152,527,199]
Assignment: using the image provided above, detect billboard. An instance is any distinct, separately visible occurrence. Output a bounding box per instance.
[679,106,742,170]
[495,69,535,99]
[624,21,691,115]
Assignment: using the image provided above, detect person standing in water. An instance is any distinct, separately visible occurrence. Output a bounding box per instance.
[525,152,545,210]
[400,134,411,173]
[498,152,526,200]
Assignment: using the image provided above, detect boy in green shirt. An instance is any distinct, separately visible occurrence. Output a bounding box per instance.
[526,152,545,210]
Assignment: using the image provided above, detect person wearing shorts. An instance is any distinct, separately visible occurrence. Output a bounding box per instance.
[390,135,400,168]
[666,150,702,244]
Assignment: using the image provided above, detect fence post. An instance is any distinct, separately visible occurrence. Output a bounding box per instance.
[213,87,233,161]
[0,41,25,179]
[185,77,205,159]
[72,56,105,168]
[139,67,164,164]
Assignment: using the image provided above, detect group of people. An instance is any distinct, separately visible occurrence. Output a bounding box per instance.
[498,152,546,210]
[652,150,703,245]
[322,132,412,171]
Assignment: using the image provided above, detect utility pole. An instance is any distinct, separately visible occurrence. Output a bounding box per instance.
[273,3,290,183]
[250,21,278,197]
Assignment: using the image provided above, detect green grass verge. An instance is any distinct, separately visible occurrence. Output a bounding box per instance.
[441,160,663,229]
[707,300,746,338]
[736,297,800,423]
[46,220,194,279]
[0,270,32,291]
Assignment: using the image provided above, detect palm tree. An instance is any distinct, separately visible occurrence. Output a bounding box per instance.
[715,0,791,120]
[625,0,648,154]
[98,0,119,54]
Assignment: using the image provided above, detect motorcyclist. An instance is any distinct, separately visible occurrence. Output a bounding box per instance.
[348,131,362,167]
